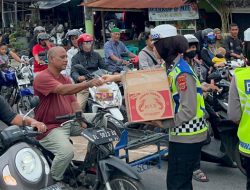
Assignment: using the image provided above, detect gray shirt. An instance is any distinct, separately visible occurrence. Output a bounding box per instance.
[138,47,159,70]
[228,76,241,123]
[163,56,207,143]
[104,40,129,62]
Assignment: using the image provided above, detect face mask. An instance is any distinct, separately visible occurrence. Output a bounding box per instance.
[184,50,197,59]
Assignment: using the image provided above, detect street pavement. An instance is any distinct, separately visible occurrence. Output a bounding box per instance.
[72,137,246,190]
[141,161,245,190]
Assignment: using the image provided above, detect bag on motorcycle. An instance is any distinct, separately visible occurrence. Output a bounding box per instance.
[122,68,174,123]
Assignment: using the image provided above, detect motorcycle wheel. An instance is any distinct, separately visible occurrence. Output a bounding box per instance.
[100,175,144,190]
[233,143,247,176]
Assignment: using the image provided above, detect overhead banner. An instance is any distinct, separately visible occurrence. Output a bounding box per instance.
[149,4,199,21]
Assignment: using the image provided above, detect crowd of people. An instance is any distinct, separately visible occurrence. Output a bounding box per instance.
[0,21,250,190]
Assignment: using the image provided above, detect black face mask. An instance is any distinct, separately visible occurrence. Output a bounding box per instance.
[184,50,197,59]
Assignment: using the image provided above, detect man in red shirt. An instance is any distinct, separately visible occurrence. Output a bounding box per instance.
[33,46,103,183]
[32,33,53,74]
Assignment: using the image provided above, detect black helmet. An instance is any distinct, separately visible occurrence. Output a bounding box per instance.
[202,28,216,45]
[37,33,50,42]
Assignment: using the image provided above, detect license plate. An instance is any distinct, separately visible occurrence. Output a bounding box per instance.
[82,128,119,145]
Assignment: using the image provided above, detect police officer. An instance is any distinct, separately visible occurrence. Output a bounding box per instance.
[151,24,208,190]
[228,28,250,190]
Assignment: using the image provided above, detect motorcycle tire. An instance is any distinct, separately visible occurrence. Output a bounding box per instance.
[233,143,247,176]
[99,175,144,190]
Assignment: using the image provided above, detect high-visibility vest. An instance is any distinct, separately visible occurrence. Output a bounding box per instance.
[234,68,250,154]
[168,58,207,136]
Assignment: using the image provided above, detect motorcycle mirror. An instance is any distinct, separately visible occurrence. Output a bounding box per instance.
[22,96,40,126]
[30,96,40,109]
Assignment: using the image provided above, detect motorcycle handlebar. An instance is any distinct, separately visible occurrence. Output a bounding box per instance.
[56,111,83,121]
[56,114,76,120]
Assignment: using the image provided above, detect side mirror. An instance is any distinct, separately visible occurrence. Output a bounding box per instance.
[30,96,40,109]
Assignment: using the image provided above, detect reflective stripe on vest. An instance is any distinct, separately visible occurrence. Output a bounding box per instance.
[234,68,250,154]
[168,58,207,136]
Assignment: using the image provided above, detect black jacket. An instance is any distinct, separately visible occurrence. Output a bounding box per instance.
[70,50,107,83]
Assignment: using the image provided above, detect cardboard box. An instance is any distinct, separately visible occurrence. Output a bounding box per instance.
[123,68,174,122]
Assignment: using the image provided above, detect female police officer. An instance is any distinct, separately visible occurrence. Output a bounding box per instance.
[150,24,208,190]
[228,28,250,190]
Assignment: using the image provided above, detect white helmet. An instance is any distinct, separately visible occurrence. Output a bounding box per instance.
[65,29,82,39]
[184,34,199,44]
[150,24,177,41]
[244,28,250,42]
[34,26,45,35]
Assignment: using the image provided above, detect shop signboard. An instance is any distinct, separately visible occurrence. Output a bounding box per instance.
[149,4,199,21]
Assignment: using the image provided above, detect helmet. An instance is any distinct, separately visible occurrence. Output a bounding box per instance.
[151,24,177,42]
[244,28,250,42]
[37,33,50,42]
[202,28,215,44]
[77,33,93,47]
[34,26,45,35]
[65,29,82,39]
[201,28,214,39]
[184,34,199,44]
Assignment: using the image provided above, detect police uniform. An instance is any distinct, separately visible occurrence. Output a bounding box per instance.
[165,55,208,190]
[228,68,250,190]
[151,24,208,190]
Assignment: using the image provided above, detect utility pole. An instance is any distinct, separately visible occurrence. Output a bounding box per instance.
[2,0,6,30]
[84,0,94,35]
[14,1,17,27]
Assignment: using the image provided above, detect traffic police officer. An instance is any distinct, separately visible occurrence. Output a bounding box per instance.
[151,24,208,190]
[228,28,250,190]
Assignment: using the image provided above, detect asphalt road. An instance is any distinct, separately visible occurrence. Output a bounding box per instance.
[141,161,245,190]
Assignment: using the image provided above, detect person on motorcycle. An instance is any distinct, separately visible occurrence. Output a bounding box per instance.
[0,95,46,132]
[214,28,223,49]
[200,28,218,70]
[32,33,53,75]
[223,23,244,60]
[61,29,82,77]
[150,24,208,190]
[184,34,220,92]
[0,43,27,67]
[138,32,161,70]
[71,33,106,111]
[28,26,46,58]
[228,27,250,190]
[104,27,136,73]
[33,46,103,186]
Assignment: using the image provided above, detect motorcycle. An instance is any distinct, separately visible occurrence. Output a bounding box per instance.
[39,111,144,190]
[73,65,125,122]
[202,71,246,175]
[0,99,58,190]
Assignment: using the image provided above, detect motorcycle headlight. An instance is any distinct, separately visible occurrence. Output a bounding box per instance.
[15,148,42,182]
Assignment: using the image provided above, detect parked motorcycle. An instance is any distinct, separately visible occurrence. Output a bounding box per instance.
[0,100,58,190]
[202,71,246,175]
[39,111,143,190]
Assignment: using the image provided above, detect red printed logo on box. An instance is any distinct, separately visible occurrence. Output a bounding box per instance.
[127,90,173,122]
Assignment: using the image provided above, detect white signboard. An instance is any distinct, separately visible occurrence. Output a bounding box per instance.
[149,4,199,21]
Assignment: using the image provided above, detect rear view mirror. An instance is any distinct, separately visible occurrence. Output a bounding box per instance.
[30,96,40,109]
